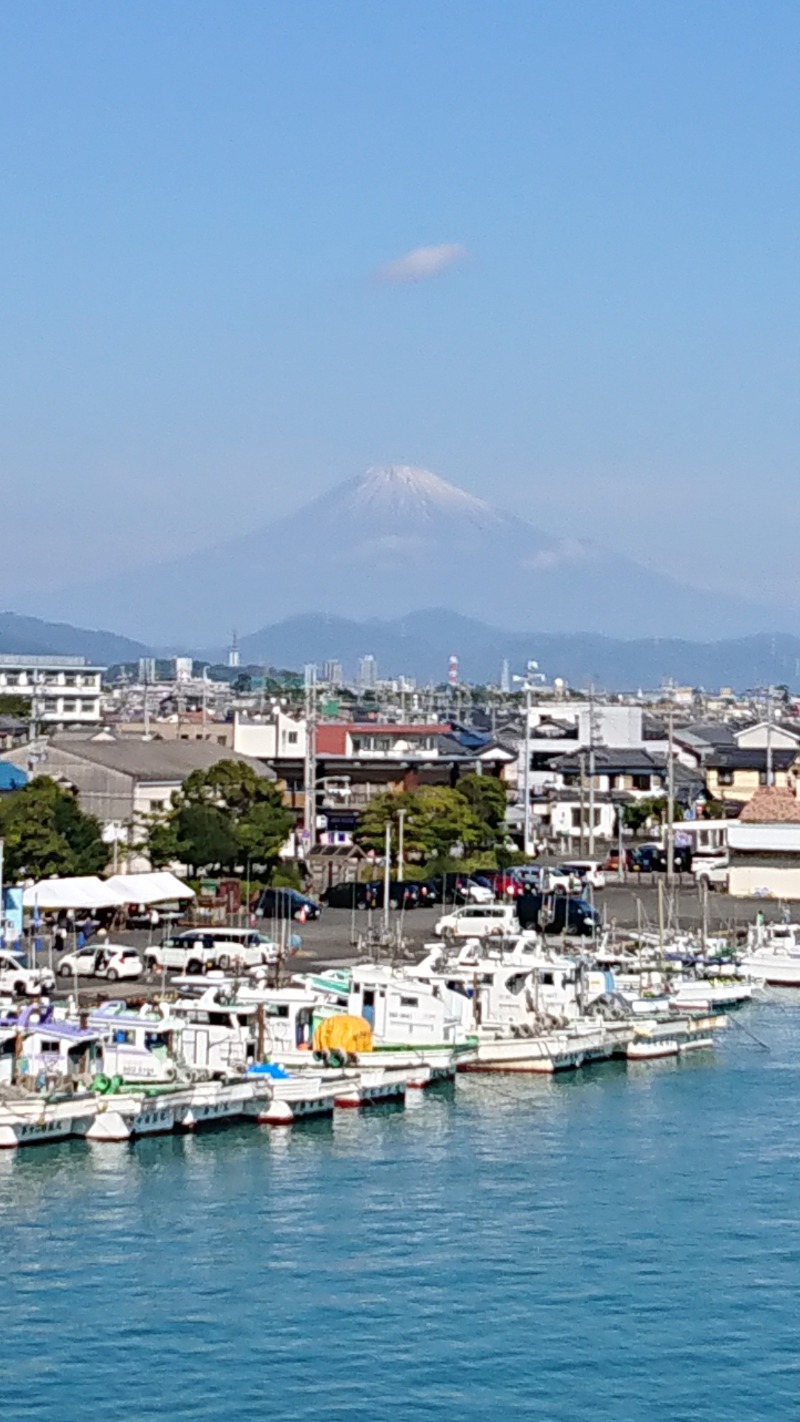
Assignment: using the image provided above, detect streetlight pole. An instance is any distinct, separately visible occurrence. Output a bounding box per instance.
[397,808,406,884]
[383,820,391,935]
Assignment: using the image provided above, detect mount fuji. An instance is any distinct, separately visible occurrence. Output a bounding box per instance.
[27,464,777,644]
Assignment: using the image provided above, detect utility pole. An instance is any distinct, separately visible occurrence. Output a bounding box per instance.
[666,702,675,880]
[579,752,586,857]
[303,665,317,848]
[513,662,543,859]
[523,684,532,857]
[588,686,596,859]
[766,685,774,788]
[143,663,150,739]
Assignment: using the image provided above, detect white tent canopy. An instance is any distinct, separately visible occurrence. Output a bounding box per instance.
[105,872,196,905]
[22,877,128,911]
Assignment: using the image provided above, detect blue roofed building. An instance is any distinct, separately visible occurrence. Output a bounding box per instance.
[0,763,27,792]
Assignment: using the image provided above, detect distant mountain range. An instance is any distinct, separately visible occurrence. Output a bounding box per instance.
[5,607,800,691]
[16,464,783,644]
[0,612,148,665]
[235,611,800,691]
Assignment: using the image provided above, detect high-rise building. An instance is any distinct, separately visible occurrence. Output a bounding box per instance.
[500,658,511,693]
[358,654,378,690]
[174,657,193,683]
[138,657,157,685]
[323,659,343,686]
[448,654,459,687]
[227,631,240,669]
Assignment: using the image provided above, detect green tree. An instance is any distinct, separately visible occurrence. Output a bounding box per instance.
[354,786,484,864]
[414,785,483,860]
[0,694,30,721]
[0,777,107,879]
[622,795,667,836]
[455,774,508,847]
[173,804,240,875]
[141,760,293,876]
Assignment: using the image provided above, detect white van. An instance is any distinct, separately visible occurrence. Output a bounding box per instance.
[434,904,519,939]
[145,928,277,974]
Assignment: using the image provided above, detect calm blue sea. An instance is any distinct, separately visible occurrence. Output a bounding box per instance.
[3,1000,800,1422]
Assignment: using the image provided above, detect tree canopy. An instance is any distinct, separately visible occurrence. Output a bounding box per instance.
[0,777,107,879]
[353,777,508,864]
[143,760,294,876]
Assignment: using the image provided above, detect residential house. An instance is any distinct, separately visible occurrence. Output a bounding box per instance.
[705,748,800,808]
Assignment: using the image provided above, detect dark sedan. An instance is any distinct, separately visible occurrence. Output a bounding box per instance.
[256,888,321,921]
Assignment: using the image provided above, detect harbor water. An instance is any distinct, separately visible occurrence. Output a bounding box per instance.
[3,999,800,1421]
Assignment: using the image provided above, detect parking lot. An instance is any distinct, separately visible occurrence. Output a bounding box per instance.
[37,876,793,999]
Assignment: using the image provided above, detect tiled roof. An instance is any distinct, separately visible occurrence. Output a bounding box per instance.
[739,787,800,823]
[47,737,275,783]
[707,748,799,770]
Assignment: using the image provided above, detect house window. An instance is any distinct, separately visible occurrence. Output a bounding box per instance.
[217,736,226,745]
[631,774,651,791]
[717,769,734,786]
[150,800,165,812]
[287,731,298,745]
[571,808,582,829]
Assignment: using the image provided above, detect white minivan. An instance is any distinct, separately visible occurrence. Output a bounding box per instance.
[434,904,519,939]
[145,928,277,974]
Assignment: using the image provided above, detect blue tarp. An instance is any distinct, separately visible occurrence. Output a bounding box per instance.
[0,764,26,792]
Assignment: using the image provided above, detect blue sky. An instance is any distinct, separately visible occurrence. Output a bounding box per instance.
[2,2,799,617]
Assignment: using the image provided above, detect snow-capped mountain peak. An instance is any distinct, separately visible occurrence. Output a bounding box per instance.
[350,465,493,523]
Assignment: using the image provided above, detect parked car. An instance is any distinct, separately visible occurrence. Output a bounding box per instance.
[602,848,634,873]
[434,903,519,938]
[513,866,573,894]
[58,945,143,982]
[0,950,55,996]
[463,869,523,899]
[425,873,494,905]
[257,888,321,921]
[632,843,693,873]
[516,893,600,937]
[366,880,420,910]
[321,881,377,909]
[560,861,607,891]
[145,929,276,974]
[693,857,729,892]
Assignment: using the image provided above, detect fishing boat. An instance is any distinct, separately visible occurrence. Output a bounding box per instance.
[0,1011,101,1147]
[740,923,800,986]
[245,1062,344,1125]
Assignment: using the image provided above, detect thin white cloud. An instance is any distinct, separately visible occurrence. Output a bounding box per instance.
[376,242,467,283]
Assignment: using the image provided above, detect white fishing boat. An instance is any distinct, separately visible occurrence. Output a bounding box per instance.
[0,1089,99,1149]
[333,1065,409,1108]
[241,973,474,1081]
[85,1091,178,1142]
[245,1065,343,1125]
[626,1018,716,1061]
[740,923,800,986]
[170,1077,268,1131]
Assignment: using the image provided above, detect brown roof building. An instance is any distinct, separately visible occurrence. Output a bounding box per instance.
[738,786,800,824]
